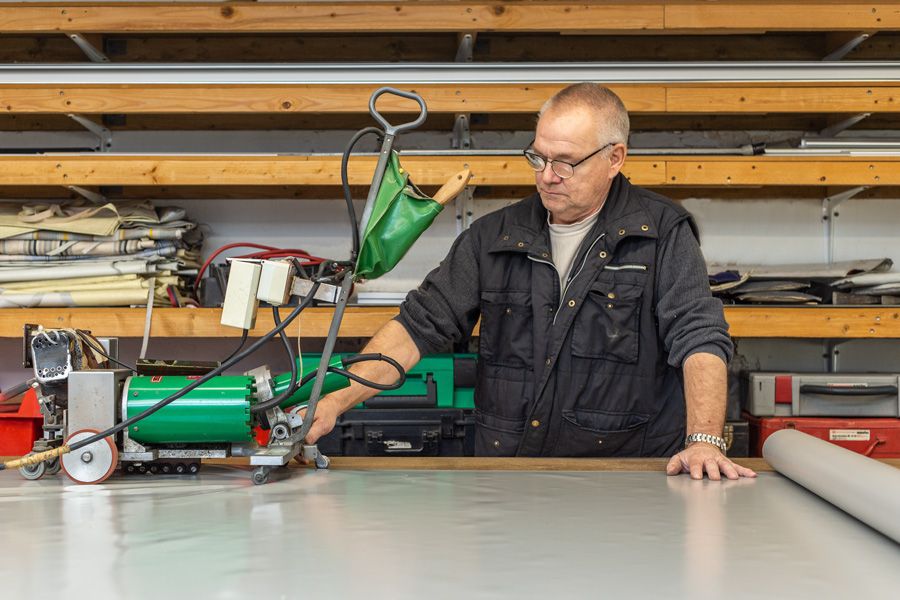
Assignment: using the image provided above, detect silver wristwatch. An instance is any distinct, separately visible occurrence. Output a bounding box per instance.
[685,432,728,453]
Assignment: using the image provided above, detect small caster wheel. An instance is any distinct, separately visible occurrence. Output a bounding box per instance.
[175,463,187,474]
[137,464,147,474]
[160,463,172,474]
[19,454,46,481]
[126,464,136,474]
[45,457,61,476]
[149,464,160,474]
[188,462,200,474]
[251,467,269,486]
[314,453,330,470]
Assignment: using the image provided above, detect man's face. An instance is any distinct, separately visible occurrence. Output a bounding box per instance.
[532,105,626,225]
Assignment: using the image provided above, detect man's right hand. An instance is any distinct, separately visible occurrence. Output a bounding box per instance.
[298,396,341,444]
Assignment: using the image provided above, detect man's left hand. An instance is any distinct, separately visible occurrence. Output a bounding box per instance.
[666,443,757,480]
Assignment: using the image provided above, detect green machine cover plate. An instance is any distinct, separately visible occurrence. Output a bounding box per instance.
[126,376,254,444]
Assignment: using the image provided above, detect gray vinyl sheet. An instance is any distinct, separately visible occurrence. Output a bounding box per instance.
[1,467,898,600]
[764,429,900,543]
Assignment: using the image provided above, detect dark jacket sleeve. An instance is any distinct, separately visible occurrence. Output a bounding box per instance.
[654,220,733,367]
[395,228,483,356]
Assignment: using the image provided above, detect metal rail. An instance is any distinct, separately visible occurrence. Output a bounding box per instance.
[1,62,899,84]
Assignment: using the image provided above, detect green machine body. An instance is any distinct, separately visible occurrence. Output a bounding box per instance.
[124,355,351,445]
[126,375,255,444]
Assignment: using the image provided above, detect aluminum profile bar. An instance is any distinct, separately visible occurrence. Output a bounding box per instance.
[1,62,899,84]
[802,139,900,149]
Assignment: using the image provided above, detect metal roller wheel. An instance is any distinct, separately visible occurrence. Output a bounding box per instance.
[60,429,118,485]
[314,453,330,470]
[45,457,61,475]
[251,466,269,485]
[19,454,46,480]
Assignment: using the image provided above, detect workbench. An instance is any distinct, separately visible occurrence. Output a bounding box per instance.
[1,458,898,599]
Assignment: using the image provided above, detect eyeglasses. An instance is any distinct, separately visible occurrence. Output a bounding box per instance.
[523,140,615,179]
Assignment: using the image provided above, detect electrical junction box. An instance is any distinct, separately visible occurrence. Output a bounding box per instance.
[256,260,294,306]
[221,260,261,330]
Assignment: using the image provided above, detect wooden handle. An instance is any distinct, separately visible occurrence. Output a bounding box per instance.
[432,168,472,206]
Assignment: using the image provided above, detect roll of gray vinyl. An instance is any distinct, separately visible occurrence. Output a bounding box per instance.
[763,428,900,543]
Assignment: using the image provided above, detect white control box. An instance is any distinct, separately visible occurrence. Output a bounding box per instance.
[257,260,294,306]
[221,260,262,330]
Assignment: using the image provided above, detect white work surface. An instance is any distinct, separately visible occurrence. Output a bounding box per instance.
[1,466,898,599]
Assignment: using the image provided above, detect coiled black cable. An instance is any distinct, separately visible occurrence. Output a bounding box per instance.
[341,126,384,261]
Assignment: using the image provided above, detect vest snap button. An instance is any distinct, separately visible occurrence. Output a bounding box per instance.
[599,251,608,258]
[502,235,509,240]
[545,358,552,365]
[641,225,649,231]
[607,303,614,309]
[607,292,616,299]
[516,241,525,247]
[493,440,501,448]
[531,420,541,428]
[568,299,576,308]
[618,229,626,235]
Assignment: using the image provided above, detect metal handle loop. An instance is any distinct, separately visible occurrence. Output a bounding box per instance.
[368,87,428,136]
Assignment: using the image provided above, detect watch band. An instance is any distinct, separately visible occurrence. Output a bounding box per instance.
[685,432,728,453]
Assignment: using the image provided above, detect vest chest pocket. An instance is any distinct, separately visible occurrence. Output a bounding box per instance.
[479,290,533,367]
[571,277,644,363]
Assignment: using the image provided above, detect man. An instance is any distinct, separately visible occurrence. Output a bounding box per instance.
[305,83,756,480]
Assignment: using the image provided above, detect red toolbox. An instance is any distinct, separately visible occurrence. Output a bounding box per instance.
[747,414,900,458]
[0,388,42,455]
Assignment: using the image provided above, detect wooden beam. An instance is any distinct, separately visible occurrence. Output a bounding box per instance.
[3,2,899,34]
[0,84,667,114]
[4,83,900,115]
[293,457,776,471]
[0,2,664,34]
[667,85,900,113]
[665,2,900,31]
[725,307,900,338]
[0,154,668,186]
[3,154,899,187]
[2,306,899,339]
[665,156,900,186]
[0,307,399,339]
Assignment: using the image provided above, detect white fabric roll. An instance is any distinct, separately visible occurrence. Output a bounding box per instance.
[763,429,900,543]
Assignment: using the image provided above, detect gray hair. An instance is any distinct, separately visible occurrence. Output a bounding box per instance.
[539,83,630,147]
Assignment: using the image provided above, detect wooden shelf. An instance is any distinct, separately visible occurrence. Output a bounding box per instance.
[0,2,896,34]
[3,154,899,187]
[2,83,898,115]
[2,306,898,339]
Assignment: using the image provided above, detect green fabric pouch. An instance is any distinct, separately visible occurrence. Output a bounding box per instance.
[355,151,443,281]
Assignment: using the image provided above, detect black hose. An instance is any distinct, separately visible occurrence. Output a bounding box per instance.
[341,126,384,261]
[250,307,299,415]
[221,328,249,365]
[67,282,322,452]
[253,352,408,417]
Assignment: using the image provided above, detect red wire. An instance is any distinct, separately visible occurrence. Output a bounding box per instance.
[193,242,326,295]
